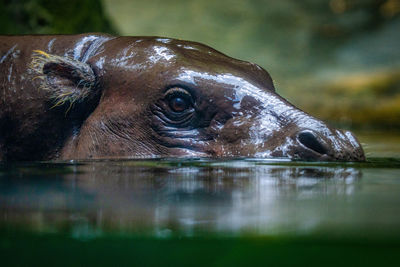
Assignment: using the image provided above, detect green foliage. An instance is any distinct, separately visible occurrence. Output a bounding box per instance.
[104,0,400,76]
[0,0,117,34]
[289,68,400,130]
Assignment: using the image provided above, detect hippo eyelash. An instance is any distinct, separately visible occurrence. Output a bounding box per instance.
[163,87,193,100]
[163,87,195,112]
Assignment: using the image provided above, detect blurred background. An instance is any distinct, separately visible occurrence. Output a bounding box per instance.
[1,0,399,131]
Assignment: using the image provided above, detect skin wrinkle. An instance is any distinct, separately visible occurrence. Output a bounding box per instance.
[151,91,224,153]
[153,108,195,127]
[87,127,97,157]
[100,118,154,156]
[83,119,146,158]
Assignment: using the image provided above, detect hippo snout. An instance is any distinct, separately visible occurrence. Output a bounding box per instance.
[297,130,329,156]
[293,129,365,161]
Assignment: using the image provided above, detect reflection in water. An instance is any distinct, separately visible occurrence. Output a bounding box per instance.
[0,160,374,237]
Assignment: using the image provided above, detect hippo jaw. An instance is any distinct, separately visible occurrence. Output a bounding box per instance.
[58,37,364,161]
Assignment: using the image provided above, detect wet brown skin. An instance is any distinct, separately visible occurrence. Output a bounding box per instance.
[0,33,365,161]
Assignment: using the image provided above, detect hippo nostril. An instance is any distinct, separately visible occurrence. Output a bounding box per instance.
[297,131,328,155]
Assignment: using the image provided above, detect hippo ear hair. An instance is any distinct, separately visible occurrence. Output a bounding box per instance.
[29,50,96,110]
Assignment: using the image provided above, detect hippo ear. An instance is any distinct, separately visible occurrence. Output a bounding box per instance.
[30,50,97,109]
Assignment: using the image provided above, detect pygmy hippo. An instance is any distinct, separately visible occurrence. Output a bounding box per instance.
[0,33,365,161]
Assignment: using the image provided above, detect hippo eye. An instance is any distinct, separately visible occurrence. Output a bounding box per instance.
[164,87,193,113]
[170,96,189,112]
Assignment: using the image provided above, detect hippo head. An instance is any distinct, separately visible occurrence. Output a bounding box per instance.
[38,37,364,161]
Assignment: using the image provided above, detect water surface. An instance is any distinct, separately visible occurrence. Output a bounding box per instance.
[1,132,399,266]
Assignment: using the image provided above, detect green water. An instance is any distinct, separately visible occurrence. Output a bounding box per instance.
[1,132,400,266]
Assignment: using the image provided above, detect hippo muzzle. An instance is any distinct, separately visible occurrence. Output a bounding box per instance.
[0,34,365,161]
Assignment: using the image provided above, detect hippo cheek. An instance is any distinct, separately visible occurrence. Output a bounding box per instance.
[207,118,254,157]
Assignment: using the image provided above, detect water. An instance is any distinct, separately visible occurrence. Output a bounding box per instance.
[1,132,400,266]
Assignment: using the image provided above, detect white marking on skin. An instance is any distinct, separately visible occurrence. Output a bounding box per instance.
[182,45,198,51]
[95,56,105,69]
[176,70,198,85]
[233,102,241,109]
[281,137,295,156]
[111,45,137,67]
[232,119,246,127]
[82,36,113,62]
[0,44,17,63]
[12,50,20,59]
[176,70,276,108]
[149,46,175,63]
[345,131,360,149]
[336,129,345,140]
[258,137,293,158]
[47,38,56,52]
[7,65,12,82]
[249,111,282,146]
[73,36,99,59]
[155,38,172,44]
